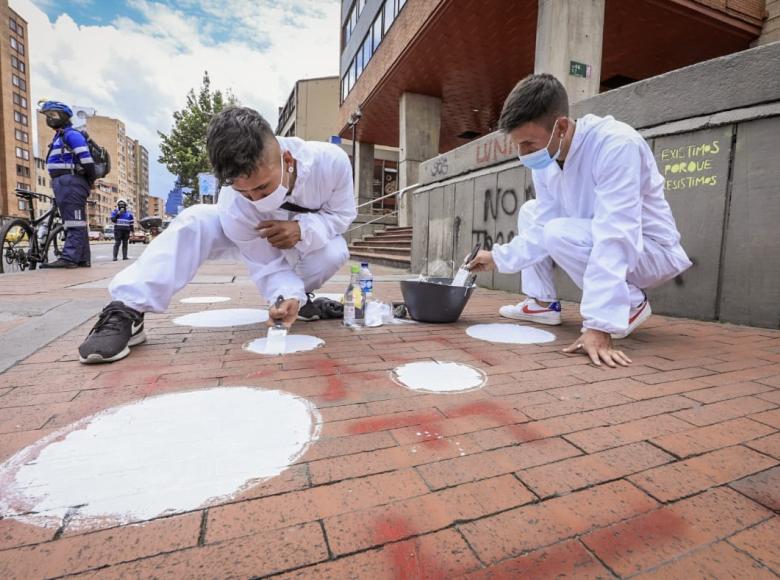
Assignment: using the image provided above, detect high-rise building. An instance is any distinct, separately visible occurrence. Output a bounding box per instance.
[164,182,185,217]
[1,2,34,220]
[147,195,163,218]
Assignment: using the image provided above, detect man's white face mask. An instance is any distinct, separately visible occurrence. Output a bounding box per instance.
[246,152,291,212]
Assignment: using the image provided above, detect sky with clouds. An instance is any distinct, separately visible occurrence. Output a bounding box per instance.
[11,0,341,200]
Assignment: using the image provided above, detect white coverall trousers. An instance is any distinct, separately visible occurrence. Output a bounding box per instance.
[518,200,690,307]
[109,204,349,313]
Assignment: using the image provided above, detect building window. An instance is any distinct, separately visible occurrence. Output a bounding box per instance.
[383,0,397,35]
[341,0,406,102]
[15,129,29,143]
[11,54,25,72]
[17,182,30,191]
[12,74,26,91]
[9,17,17,32]
[13,92,27,107]
[15,146,29,160]
[14,111,28,125]
[16,164,30,177]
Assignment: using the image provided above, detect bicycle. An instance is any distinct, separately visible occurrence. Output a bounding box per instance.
[0,189,66,274]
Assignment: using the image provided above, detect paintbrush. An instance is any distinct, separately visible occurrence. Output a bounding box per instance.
[265,295,288,355]
[451,242,482,286]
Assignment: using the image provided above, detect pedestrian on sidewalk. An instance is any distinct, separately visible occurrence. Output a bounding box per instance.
[110,199,133,261]
[38,100,94,269]
[78,106,357,364]
[467,74,692,368]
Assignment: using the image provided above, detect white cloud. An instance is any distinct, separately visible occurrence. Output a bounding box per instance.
[10,0,341,200]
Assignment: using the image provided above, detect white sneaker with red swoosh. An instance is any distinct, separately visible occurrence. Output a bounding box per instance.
[611,297,652,339]
[499,298,562,326]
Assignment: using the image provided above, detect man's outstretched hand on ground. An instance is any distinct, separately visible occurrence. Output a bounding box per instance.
[268,298,300,328]
[563,328,632,368]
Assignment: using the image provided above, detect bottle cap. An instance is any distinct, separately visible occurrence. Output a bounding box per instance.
[361,262,368,267]
[351,264,360,273]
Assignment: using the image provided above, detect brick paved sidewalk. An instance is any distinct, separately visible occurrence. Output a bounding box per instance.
[0,258,777,578]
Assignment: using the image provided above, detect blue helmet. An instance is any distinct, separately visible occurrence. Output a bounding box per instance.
[39,100,73,117]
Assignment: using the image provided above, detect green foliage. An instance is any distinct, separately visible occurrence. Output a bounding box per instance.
[158,72,237,195]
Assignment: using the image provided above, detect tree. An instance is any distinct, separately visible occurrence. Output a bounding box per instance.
[158,72,237,196]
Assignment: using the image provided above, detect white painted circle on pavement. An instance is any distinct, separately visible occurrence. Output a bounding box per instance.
[173,308,268,327]
[392,361,486,393]
[466,323,556,344]
[179,296,232,304]
[0,387,320,528]
[244,335,325,356]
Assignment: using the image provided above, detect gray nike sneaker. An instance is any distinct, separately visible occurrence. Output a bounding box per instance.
[79,301,146,363]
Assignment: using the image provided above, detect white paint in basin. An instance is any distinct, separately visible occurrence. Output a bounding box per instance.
[173,308,268,327]
[0,387,320,528]
[244,335,325,356]
[179,296,231,304]
[392,361,486,393]
[466,323,556,344]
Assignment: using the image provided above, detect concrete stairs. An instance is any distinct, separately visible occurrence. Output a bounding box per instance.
[348,226,412,269]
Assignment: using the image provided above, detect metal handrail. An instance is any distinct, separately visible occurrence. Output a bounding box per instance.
[347,209,400,233]
[355,182,421,211]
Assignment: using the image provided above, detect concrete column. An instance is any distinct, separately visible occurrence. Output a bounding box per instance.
[354,141,375,211]
[535,0,605,103]
[398,92,441,227]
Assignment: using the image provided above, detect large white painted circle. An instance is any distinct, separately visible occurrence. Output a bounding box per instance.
[466,323,556,344]
[173,308,268,327]
[0,387,320,528]
[244,335,325,356]
[179,296,232,304]
[392,361,487,393]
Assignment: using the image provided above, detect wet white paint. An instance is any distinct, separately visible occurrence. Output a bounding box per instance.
[391,361,486,393]
[466,323,556,344]
[179,296,232,304]
[0,387,320,528]
[244,335,324,356]
[172,308,268,327]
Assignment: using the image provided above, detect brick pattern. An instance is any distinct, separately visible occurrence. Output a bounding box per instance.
[0,260,778,577]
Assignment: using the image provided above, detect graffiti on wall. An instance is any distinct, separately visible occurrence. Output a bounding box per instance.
[659,140,723,190]
[471,187,518,250]
[475,134,517,165]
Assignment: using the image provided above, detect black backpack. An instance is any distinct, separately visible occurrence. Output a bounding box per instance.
[62,128,111,179]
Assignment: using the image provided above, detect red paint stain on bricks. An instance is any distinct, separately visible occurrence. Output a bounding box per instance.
[374,516,446,580]
[348,411,444,435]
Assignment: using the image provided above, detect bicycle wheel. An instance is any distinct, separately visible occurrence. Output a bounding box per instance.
[0,218,35,274]
[43,224,66,263]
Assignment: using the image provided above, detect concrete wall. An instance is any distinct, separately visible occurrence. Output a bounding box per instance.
[413,42,780,328]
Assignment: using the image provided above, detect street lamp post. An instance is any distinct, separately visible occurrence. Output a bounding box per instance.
[347,107,363,179]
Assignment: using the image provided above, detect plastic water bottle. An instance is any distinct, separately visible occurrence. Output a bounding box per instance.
[343,264,359,326]
[37,222,48,242]
[358,261,374,304]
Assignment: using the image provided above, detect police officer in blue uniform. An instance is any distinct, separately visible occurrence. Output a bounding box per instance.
[110,198,134,261]
[39,101,95,268]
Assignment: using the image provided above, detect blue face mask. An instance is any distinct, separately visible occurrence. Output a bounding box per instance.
[518,119,563,170]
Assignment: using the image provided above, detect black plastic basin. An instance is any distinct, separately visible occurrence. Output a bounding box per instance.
[400,277,475,323]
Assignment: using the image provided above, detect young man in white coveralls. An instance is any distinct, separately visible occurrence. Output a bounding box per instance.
[78,107,356,363]
[468,74,692,368]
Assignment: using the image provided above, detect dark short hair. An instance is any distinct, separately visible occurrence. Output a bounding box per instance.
[206,106,276,182]
[498,74,569,133]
